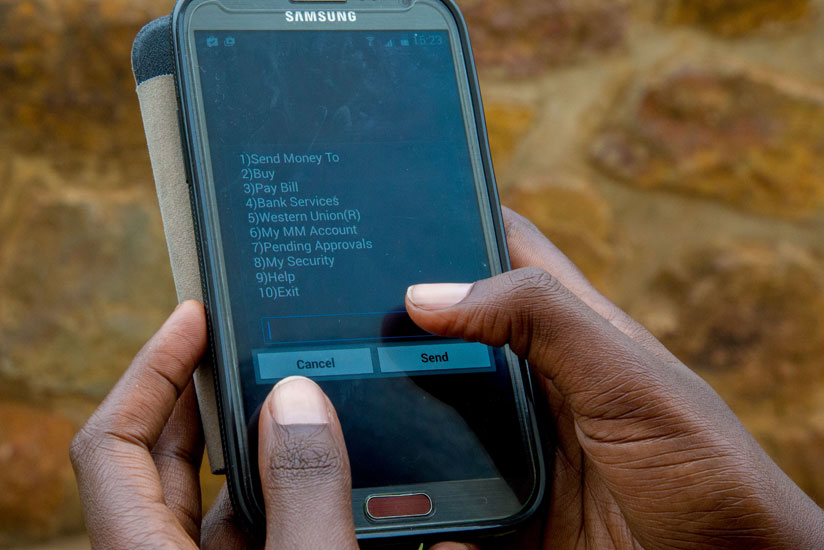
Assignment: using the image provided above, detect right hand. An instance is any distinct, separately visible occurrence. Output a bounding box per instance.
[408,208,824,550]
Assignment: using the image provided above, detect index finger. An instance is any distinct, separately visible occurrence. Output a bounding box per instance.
[502,207,678,363]
[76,300,207,451]
[503,207,618,318]
[70,301,207,548]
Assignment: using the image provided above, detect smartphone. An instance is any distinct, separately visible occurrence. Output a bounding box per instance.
[172,0,544,541]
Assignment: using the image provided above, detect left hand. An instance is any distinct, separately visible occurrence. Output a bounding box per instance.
[70,300,473,549]
[70,300,232,549]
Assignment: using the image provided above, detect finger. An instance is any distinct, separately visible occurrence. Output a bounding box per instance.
[201,485,262,550]
[405,270,690,420]
[502,207,677,363]
[429,543,480,550]
[152,379,205,542]
[70,301,207,548]
[258,377,357,550]
[75,300,207,452]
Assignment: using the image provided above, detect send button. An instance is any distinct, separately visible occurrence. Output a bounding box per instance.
[257,348,373,381]
[378,343,492,374]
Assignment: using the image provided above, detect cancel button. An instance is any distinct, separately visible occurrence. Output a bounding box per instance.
[256,348,373,381]
[297,357,336,370]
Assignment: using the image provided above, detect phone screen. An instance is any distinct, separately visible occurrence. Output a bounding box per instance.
[192,28,533,494]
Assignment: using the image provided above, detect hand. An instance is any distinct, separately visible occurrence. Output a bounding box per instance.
[406,208,824,550]
[70,302,358,549]
[70,301,472,550]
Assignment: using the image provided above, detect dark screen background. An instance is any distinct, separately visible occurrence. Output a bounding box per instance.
[195,30,531,491]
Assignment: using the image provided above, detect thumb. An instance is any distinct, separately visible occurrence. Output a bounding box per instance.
[406,268,688,420]
[259,377,357,550]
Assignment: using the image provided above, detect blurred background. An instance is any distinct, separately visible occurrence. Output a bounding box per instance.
[1,0,824,547]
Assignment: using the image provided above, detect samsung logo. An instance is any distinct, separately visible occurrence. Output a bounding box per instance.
[285,10,357,23]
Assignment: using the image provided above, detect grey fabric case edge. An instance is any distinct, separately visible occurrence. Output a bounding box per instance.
[132,16,226,474]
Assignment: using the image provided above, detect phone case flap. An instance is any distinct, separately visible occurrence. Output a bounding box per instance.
[133,16,226,474]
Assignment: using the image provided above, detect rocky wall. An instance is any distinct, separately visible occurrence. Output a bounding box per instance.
[1,0,823,545]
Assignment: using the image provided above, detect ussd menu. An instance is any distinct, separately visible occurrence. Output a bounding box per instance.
[196,29,495,387]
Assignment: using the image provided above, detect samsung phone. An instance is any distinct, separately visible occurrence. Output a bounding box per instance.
[172,0,544,541]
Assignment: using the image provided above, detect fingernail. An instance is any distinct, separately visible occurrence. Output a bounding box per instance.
[406,283,473,310]
[269,377,329,425]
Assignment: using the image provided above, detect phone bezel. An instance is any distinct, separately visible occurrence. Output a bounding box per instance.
[172,0,546,540]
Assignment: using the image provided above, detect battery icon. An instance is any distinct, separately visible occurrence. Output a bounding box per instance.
[400,39,410,47]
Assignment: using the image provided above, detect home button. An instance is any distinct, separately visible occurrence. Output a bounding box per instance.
[365,493,433,520]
